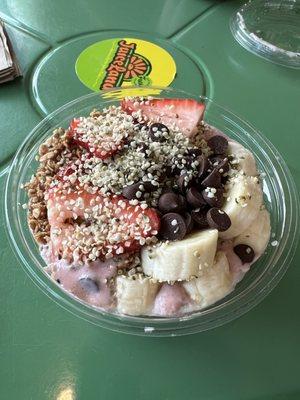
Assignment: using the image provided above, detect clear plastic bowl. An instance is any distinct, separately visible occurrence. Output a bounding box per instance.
[230,0,300,69]
[5,86,299,336]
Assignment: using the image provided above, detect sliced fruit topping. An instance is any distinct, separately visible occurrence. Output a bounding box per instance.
[233,209,270,255]
[67,113,132,159]
[141,229,218,281]
[183,251,233,308]
[219,175,263,240]
[227,140,257,176]
[54,159,82,185]
[116,275,159,316]
[121,98,205,137]
[68,119,122,159]
[47,187,160,261]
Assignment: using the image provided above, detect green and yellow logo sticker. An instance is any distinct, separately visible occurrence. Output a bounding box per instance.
[75,38,176,93]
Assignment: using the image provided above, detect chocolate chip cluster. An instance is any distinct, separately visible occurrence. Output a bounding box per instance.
[157,136,232,240]
[121,122,233,241]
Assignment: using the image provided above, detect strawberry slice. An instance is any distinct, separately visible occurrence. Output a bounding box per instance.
[47,187,160,261]
[121,98,205,137]
[56,161,77,181]
[68,118,124,159]
[54,154,94,187]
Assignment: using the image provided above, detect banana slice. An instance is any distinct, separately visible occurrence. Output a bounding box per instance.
[220,175,263,239]
[228,140,258,177]
[183,251,233,308]
[141,229,218,282]
[116,275,159,316]
[233,208,271,256]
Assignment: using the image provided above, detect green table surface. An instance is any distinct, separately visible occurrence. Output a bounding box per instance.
[1,1,300,399]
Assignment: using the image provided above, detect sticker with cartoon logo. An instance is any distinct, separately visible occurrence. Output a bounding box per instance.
[75,38,176,94]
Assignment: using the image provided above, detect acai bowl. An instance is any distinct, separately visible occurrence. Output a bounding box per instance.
[5,87,299,336]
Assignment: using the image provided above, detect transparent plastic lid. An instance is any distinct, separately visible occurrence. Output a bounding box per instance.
[230,0,300,68]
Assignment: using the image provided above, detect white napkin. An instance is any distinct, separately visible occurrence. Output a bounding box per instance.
[0,19,21,83]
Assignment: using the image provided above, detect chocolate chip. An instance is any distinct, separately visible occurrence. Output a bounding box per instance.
[122,182,144,200]
[56,279,61,284]
[197,155,210,180]
[151,166,165,181]
[182,156,194,168]
[207,135,228,155]
[75,216,85,225]
[143,181,157,192]
[165,165,173,177]
[201,169,222,188]
[210,155,229,174]
[202,188,224,208]
[191,208,209,229]
[171,155,186,175]
[177,173,193,194]
[161,187,174,195]
[182,150,202,169]
[159,213,187,240]
[158,192,186,214]
[171,163,181,176]
[137,142,149,153]
[183,212,194,234]
[187,148,202,158]
[177,174,186,192]
[207,208,231,231]
[133,118,147,130]
[186,187,206,208]
[233,244,255,264]
[157,171,167,183]
[149,123,169,142]
[79,277,99,293]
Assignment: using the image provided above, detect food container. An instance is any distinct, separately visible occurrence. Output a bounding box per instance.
[230,0,300,68]
[5,86,299,336]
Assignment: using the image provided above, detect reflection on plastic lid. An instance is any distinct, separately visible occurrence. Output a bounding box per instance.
[57,387,74,400]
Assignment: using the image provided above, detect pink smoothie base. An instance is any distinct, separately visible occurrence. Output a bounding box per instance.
[42,238,256,317]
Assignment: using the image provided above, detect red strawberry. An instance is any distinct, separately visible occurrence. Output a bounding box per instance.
[47,187,160,261]
[54,154,94,187]
[68,118,124,159]
[121,98,205,137]
[56,162,77,181]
